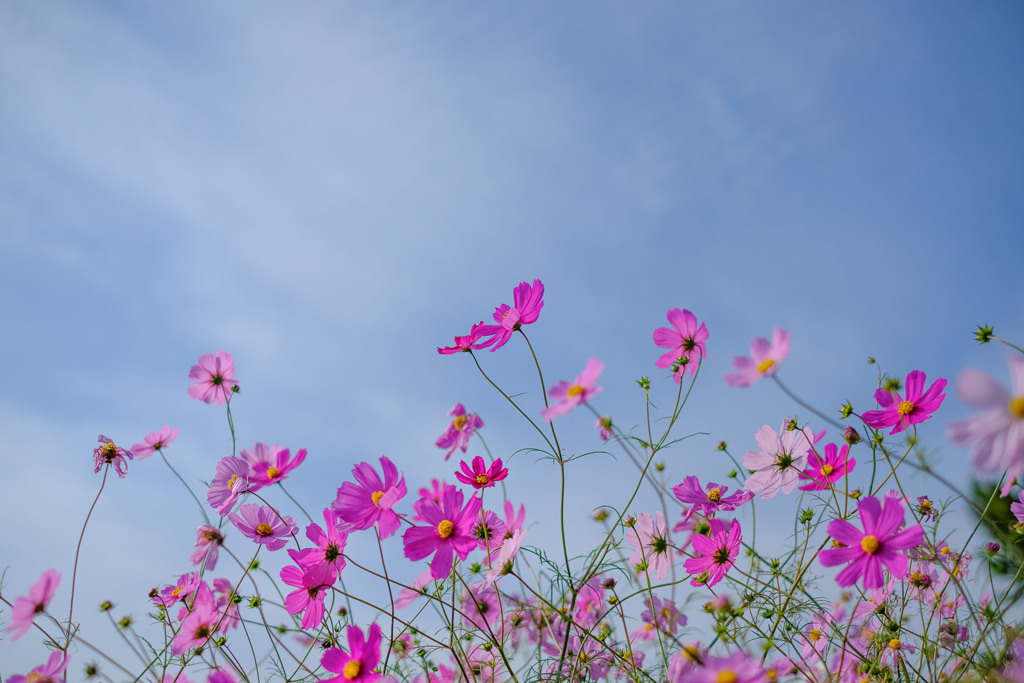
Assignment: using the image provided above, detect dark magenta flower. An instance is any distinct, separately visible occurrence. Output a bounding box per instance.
[403,484,481,579]
[863,370,946,435]
[437,321,488,355]
[683,517,742,587]
[798,442,856,491]
[475,279,545,352]
[455,456,508,489]
[332,456,406,539]
[280,551,336,630]
[321,624,383,683]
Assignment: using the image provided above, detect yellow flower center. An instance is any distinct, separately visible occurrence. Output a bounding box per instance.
[683,644,701,661]
[172,586,183,598]
[707,488,722,502]
[1010,396,1024,419]
[475,474,489,485]
[716,670,738,683]
[808,627,822,641]
[27,674,42,683]
[227,474,239,488]
[897,400,915,416]
[371,490,384,506]
[437,519,455,539]
[861,535,880,554]
[267,466,280,479]
[102,442,118,458]
[820,464,834,477]
[757,358,775,374]
[153,441,164,450]
[567,384,586,398]
[343,660,362,680]
[256,523,274,537]
[453,414,469,430]
[889,638,901,650]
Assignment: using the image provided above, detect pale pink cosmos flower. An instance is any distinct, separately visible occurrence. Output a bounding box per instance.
[394,569,433,609]
[5,568,60,640]
[249,446,307,488]
[947,354,1024,481]
[6,651,69,683]
[435,404,484,461]
[93,434,133,478]
[229,504,297,551]
[130,425,180,460]
[724,327,790,387]
[819,492,924,589]
[475,279,545,352]
[402,484,481,579]
[653,308,709,381]
[541,357,603,421]
[207,456,251,515]
[188,351,239,405]
[742,420,814,499]
[321,623,383,683]
[484,528,525,585]
[863,370,947,435]
[332,456,407,539]
[625,511,673,580]
[455,455,508,489]
[684,517,742,588]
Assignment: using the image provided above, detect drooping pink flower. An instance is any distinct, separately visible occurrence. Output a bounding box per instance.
[6,651,69,683]
[321,623,383,683]
[280,550,336,630]
[455,455,509,489]
[594,416,613,441]
[437,321,488,355]
[673,476,753,519]
[742,421,814,499]
[402,484,481,579]
[862,370,947,435]
[5,569,60,640]
[188,351,239,405]
[484,528,525,585]
[474,279,545,352]
[435,404,484,461]
[625,512,673,580]
[653,308,709,381]
[947,354,1024,480]
[798,442,856,491]
[130,425,180,460]
[819,492,924,589]
[332,456,407,539]
[249,446,307,488]
[724,327,790,388]
[191,525,225,570]
[228,504,297,551]
[684,518,742,587]
[207,456,251,515]
[93,434,133,478]
[541,358,603,421]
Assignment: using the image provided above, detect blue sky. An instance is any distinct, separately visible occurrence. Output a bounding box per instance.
[2,2,1023,675]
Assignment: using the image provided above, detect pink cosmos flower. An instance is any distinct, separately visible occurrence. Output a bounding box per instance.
[1012,490,1024,524]
[291,508,349,574]
[678,651,765,683]
[742,421,814,499]
[947,354,1024,479]
[455,455,509,489]
[472,509,507,555]
[207,456,251,515]
[249,446,307,488]
[484,528,525,585]
[7,651,69,683]
[819,492,924,589]
[280,550,336,630]
[541,357,603,421]
[402,484,481,579]
[673,476,753,519]
[5,568,60,640]
[228,504,297,551]
[475,279,545,352]
[653,308,709,381]
[594,416,613,441]
[626,511,673,580]
[862,370,947,435]
[435,404,484,461]
[153,572,202,609]
[191,525,225,570]
[799,442,856,491]
[332,456,407,539]
[321,623,383,683]
[437,321,488,355]
[188,351,239,405]
[684,518,742,587]
[724,327,790,388]
[629,595,686,642]
[394,569,434,609]
[171,588,220,655]
[130,425,180,460]
[93,434,133,478]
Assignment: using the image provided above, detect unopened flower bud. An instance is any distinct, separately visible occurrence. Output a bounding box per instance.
[840,402,853,419]
[717,441,727,451]
[601,577,617,589]
[851,489,862,499]
[843,427,861,445]
[624,516,636,528]
[986,542,1000,553]
[100,600,115,612]
[593,508,608,522]
[784,418,798,431]
[976,325,994,344]
[637,377,651,391]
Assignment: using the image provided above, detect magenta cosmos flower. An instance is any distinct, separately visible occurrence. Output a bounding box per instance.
[332,456,407,539]
[280,550,336,630]
[673,476,753,519]
[862,370,947,435]
[653,308,708,381]
[403,484,482,579]
[724,327,790,388]
[188,351,239,405]
[321,623,383,683]
[229,504,298,551]
[93,434,133,478]
[684,518,742,587]
[130,425,180,460]
[249,446,307,488]
[5,568,60,640]
[799,442,856,491]
[435,403,484,461]
[947,354,1024,480]
[819,492,924,589]
[437,321,488,355]
[455,456,509,489]
[475,279,545,352]
[541,357,603,421]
